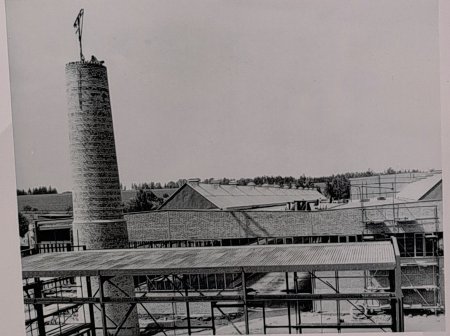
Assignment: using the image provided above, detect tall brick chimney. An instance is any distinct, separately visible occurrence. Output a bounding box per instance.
[65,61,139,336]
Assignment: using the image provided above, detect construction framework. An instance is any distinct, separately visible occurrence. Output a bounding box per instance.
[22,239,404,335]
[361,202,443,311]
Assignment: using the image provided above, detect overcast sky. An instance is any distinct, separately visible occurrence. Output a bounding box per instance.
[6,0,441,191]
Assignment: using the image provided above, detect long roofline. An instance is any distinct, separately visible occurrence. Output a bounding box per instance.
[22,241,397,277]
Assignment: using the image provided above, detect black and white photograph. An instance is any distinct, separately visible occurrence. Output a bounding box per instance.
[1,0,448,335]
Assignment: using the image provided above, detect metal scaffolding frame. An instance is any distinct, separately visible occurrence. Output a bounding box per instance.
[361,202,443,311]
[22,239,404,335]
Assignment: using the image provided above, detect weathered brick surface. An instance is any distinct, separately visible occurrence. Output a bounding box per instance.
[66,62,123,223]
[126,200,442,241]
[72,220,129,249]
[66,61,138,336]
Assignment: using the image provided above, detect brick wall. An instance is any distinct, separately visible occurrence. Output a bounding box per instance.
[126,200,442,241]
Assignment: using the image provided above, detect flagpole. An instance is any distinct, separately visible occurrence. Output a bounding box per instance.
[74,9,85,62]
[79,9,84,62]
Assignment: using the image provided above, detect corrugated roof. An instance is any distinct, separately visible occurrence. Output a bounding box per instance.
[21,241,396,277]
[396,174,442,201]
[186,183,326,210]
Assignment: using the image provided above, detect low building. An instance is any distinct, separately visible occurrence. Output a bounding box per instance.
[159,178,326,210]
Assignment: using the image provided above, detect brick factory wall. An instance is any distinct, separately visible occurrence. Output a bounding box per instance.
[126,200,442,241]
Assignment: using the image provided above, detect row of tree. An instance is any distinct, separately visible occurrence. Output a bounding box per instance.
[130,179,187,190]
[197,174,350,200]
[17,186,58,196]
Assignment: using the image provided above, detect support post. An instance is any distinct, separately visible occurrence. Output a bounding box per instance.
[242,271,249,334]
[335,271,341,333]
[262,302,267,335]
[294,272,301,334]
[86,276,97,336]
[98,276,108,336]
[391,236,405,332]
[285,272,292,334]
[211,302,216,335]
[184,276,192,336]
[33,278,46,336]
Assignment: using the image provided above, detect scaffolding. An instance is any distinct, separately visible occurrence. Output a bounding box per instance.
[22,241,404,335]
[361,202,443,312]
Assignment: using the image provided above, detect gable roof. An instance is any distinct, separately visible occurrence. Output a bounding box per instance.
[161,182,326,210]
[396,173,442,201]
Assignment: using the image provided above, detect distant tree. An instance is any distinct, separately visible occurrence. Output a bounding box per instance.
[325,175,351,201]
[253,177,263,185]
[123,190,163,213]
[236,178,249,186]
[165,181,177,188]
[17,189,27,196]
[124,190,154,212]
[176,179,187,188]
[27,186,57,195]
[385,167,396,175]
[18,212,29,237]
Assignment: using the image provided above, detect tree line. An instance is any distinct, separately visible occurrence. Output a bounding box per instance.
[130,168,422,202]
[130,179,187,190]
[17,186,58,196]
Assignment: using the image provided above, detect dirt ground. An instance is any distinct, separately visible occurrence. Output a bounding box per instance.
[145,307,445,335]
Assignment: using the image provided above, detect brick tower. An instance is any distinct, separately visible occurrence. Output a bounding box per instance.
[65,61,139,336]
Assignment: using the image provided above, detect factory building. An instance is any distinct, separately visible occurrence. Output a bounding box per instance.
[18,15,442,333]
[159,178,326,211]
[24,173,444,313]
